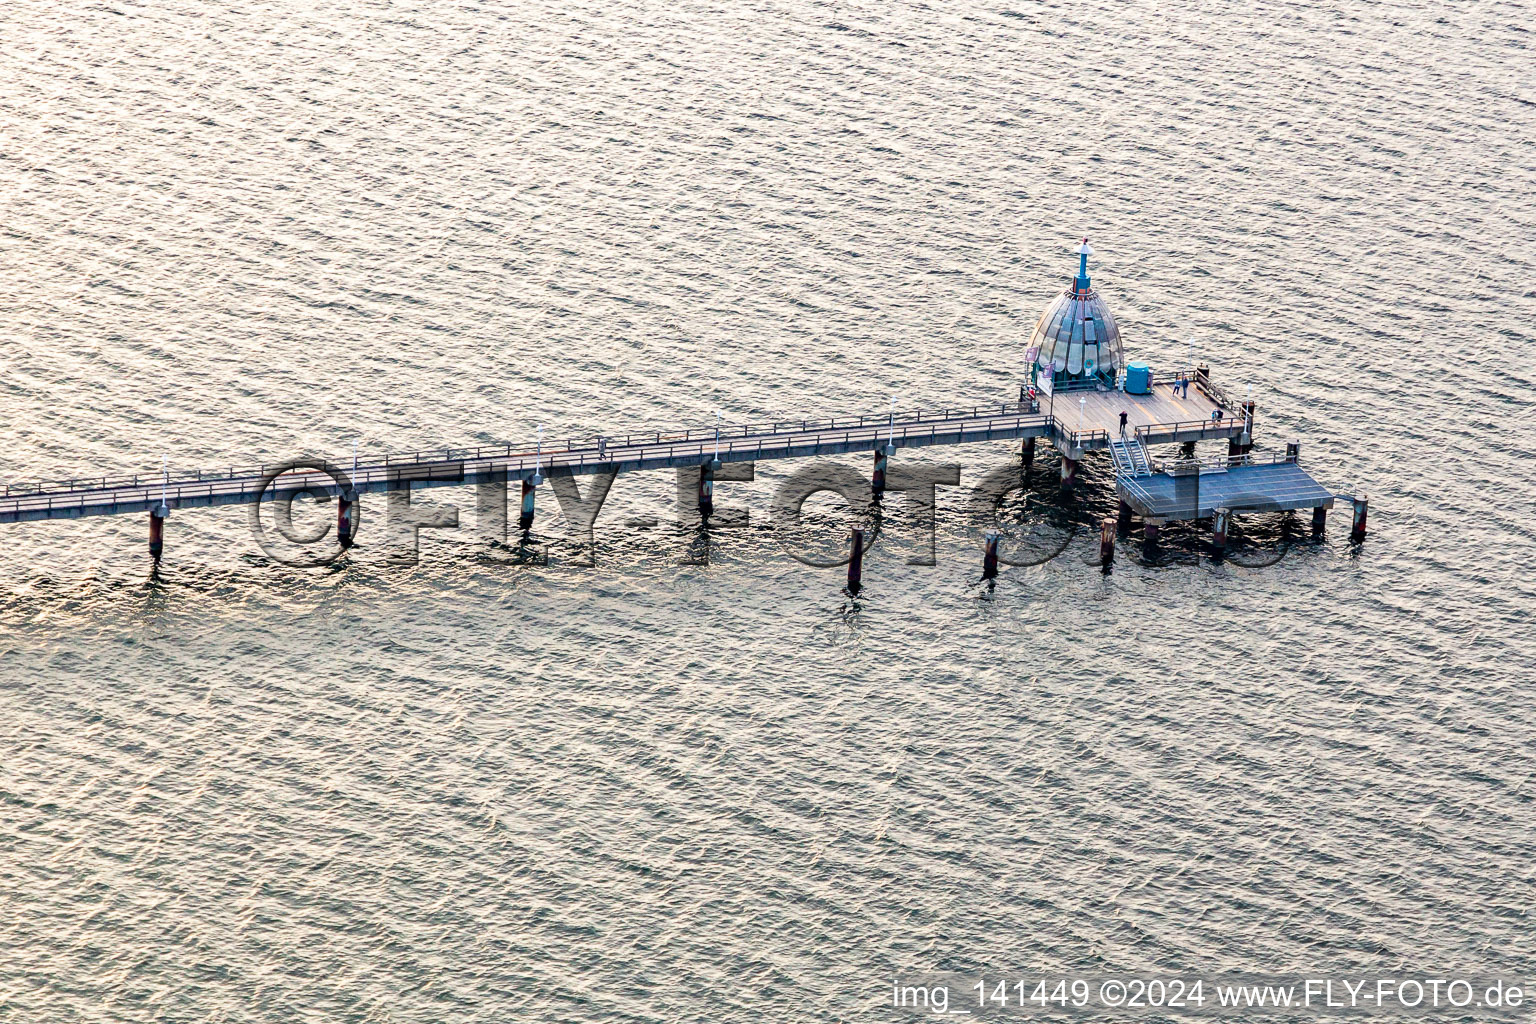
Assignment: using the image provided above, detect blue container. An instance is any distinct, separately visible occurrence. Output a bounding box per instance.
[1125,361,1152,395]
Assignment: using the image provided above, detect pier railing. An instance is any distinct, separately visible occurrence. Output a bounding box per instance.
[1199,379,1242,412]
[0,400,1044,500]
[1140,367,1242,413]
[1045,377,1113,394]
[1153,450,1298,475]
[1133,418,1242,442]
[0,418,1058,520]
[1117,474,1159,509]
[1063,427,1110,448]
[0,402,1060,519]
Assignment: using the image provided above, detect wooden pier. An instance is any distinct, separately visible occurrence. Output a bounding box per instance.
[0,401,1066,526]
[0,232,1364,568]
[0,368,1348,561]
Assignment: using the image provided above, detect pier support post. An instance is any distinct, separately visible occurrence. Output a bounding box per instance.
[1022,437,1036,473]
[1212,507,1231,555]
[519,479,536,532]
[677,462,753,530]
[1240,400,1256,454]
[872,447,889,494]
[982,531,1000,580]
[847,528,864,594]
[698,463,715,519]
[1312,505,1327,539]
[1060,455,1078,489]
[337,490,356,549]
[1350,495,1368,543]
[1117,499,1133,533]
[1099,518,1115,567]
[1228,435,1243,461]
[1286,440,1300,463]
[149,504,168,561]
[1143,519,1161,549]
[1180,441,1196,459]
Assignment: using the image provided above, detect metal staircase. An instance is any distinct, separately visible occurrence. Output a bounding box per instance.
[1108,437,1153,478]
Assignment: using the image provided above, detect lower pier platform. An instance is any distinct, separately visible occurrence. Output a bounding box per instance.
[1116,453,1334,522]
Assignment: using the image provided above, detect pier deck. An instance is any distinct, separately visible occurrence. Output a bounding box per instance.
[1116,454,1335,522]
[1044,375,1246,448]
[1,402,1066,525]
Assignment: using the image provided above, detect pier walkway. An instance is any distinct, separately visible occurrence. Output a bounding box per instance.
[1,375,1349,558]
[0,384,1361,562]
[1,401,1079,525]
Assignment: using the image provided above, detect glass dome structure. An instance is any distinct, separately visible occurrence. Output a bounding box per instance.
[1027,240,1124,383]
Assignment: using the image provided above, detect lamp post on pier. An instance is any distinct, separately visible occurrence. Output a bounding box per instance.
[699,411,722,519]
[338,440,359,549]
[1239,383,1256,456]
[873,396,896,494]
[520,425,543,532]
[149,457,170,561]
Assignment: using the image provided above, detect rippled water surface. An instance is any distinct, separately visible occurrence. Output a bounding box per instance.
[2,1,1534,1020]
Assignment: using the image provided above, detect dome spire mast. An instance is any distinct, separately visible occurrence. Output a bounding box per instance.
[1026,237,1123,384]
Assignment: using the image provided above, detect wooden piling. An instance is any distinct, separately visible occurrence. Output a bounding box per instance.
[1099,518,1115,567]
[337,492,355,549]
[872,448,888,494]
[1060,455,1077,489]
[847,528,864,593]
[1022,437,1036,472]
[149,505,167,561]
[1312,505,1327,538]
[1212,507,1231,554]
[1117,499,1133,533]
[982,531,999,580]
[1350,495,1368,543]
[698,464,714,518]
[1144,519,1160,547]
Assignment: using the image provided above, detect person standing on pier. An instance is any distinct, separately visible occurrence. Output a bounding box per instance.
[1119,410,1129,438]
